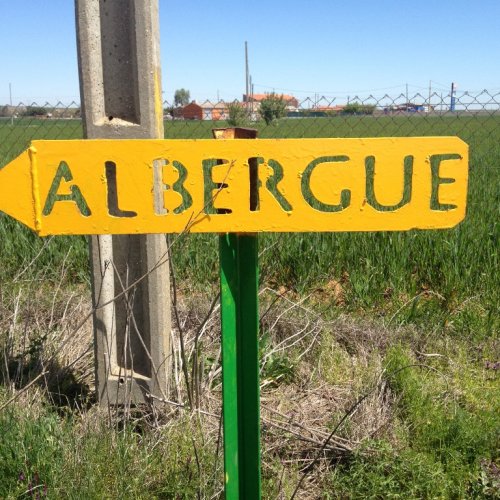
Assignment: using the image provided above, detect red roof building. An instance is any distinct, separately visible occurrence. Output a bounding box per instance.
[243,93,299,109]
[175,101,229,120]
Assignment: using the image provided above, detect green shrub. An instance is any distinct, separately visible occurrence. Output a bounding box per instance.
[22,106,48,117]
[227,101,250,126]
[258,93,287,125]
[343,102,376,115]
[382,346,499,496]
[329,441,453,498]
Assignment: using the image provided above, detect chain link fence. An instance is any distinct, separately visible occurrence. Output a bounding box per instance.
[1,90,499,169]
[1,90,498,497]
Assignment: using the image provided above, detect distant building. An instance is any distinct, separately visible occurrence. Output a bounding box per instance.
[0,105,79,118]
[384,103,431,113]
[51,107,81,118]
[175,101,229,120]
[287,105,346,118]
[0,105,26,117]
[243,93,299,109]
[313,105,345,114]
[241,100,260,121]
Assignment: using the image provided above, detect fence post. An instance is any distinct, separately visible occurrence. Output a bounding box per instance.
[213,127,262,499]
[75,0,171,404]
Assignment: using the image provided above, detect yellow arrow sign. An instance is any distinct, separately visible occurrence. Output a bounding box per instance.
[0,137,468,236]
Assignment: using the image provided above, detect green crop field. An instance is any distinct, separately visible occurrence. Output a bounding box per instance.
[1,115,498,336]
[0,115,499,498]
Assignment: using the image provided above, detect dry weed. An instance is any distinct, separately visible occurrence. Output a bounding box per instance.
[2,278,404,498]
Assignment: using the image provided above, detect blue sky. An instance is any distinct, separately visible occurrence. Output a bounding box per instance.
[0,0,499,105]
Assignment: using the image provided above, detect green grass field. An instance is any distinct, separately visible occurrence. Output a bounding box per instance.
[1,115,498,336]
[0,114,498,498]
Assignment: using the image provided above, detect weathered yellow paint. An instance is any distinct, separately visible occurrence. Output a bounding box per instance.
[0,137,468,236]
[28,146,43,233]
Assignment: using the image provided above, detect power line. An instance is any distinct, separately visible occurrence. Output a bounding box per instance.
[430,80,450,90]
[253,83,408,95]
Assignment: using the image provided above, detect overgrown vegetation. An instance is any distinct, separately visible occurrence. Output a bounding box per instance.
[342,102,376,115]
[21,106,48,117]
[0,115,498,497]
[0,403,220,498]
[174,88,191,107]
[226,101,250,127]
[258,92,288,124]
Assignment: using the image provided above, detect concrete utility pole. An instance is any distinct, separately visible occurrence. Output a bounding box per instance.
[450,82,456,112]
[9,83,13,126]
[75,0,171,405]
[245,41,249,101]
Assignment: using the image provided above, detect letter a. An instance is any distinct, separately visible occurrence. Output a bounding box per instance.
[42,161,91,216]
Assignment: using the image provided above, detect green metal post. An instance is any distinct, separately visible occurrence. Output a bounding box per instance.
[220,233,261,499]
[213,127,261,499]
